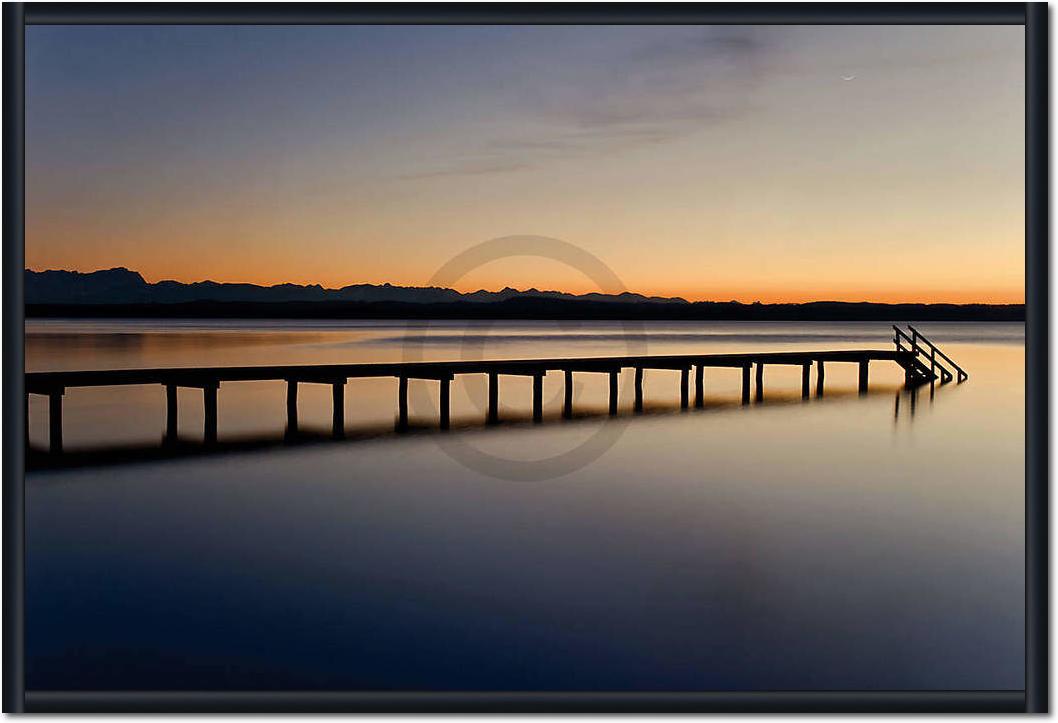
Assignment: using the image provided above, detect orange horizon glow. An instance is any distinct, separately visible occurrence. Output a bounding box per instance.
[24,265,1026,306]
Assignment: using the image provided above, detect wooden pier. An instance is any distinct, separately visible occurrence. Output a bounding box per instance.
[25,326,964,454]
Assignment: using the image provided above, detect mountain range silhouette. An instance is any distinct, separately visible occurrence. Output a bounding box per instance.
[24,267,1024,321]
[25,267,688,306]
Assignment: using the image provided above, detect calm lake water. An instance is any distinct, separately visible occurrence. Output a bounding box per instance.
[25,320,1025,691]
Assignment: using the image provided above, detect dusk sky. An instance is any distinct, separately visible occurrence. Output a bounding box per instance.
[26,24,1024,303]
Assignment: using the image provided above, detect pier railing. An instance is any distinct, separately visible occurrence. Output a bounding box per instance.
[892,325,968,384]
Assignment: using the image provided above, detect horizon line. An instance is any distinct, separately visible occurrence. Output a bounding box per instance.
[24,266,1026,307]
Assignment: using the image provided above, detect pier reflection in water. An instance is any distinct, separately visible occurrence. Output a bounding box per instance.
[27,380,908,470]
[25,321,1024,692]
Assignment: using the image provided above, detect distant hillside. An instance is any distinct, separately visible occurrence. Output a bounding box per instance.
[24,267,688,306]
[24,268,1024,321]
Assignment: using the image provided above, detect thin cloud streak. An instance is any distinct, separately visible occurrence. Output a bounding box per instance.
[401,27,777,180]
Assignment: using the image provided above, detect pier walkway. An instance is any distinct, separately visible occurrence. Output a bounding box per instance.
[25,325,965,454]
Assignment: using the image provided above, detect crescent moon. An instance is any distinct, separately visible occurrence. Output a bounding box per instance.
[841,74,856,81]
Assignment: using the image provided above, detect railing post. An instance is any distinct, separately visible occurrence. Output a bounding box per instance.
[741,365,751,405]
[680,367,690,409]
[608,370,619,415]
[801,363,811,399]
[754,363,764,402]
[634,367,644,413]
[815,360,825,397]
[858,360,869,394]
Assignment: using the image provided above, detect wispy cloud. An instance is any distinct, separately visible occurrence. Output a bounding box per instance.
[401,27,776,181]
[397,161,531,181]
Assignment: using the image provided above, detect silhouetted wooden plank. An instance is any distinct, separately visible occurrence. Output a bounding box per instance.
[634,367,644,413]
[286,380,298,434]
[532,373,543,423]
[741,365,751,405]
[801,363,811,399]
[694,364,704,408]
[755,363,764,403]
[439,378,450,430]
[165,384,178,443]
[680,367,689,409]
[203,384,218,444]
[609,370,618,415]
[858,360,869,394]
[816,360,825,397]
[48,390,63,454]
[487,372,498,424]
[398,376,408,431]
[23,349,916,392]
[332,381,345,438]
[563,370,573,419]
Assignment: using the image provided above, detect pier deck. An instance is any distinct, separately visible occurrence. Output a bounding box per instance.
[26,346,940,455]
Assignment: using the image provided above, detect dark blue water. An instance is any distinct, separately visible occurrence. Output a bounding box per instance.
[25,321,1025,691]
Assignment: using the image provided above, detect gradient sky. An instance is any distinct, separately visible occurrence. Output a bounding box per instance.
[26,24,1024,303]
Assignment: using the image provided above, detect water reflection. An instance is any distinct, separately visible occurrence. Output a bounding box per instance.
[24,321,1025,692]
[27,382,912,471]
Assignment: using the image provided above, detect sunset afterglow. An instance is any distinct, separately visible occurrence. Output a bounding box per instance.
[26,25,1025,304]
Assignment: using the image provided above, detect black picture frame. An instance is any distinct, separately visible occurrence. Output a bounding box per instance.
[2,2,1047,713]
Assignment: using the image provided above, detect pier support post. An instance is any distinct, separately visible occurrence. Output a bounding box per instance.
[563,370,573,419]
[741,365,751,405]
[397,376,409,431]
[286,380,299,435]
[332,381,345,438]
[48,389,64,454]
[203,383,218,444]
[858,360,869,395]
[680,368,690,409]
[816,360,825,397]
[694,365,704,408]
[165,384,178,443]
[755,363,764,403]
[634,368,644,413]
[439,378,450,430]
[608,370,619,415]
[532,373,543,423]
[801,363,811,399]
[487,372,499,424]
